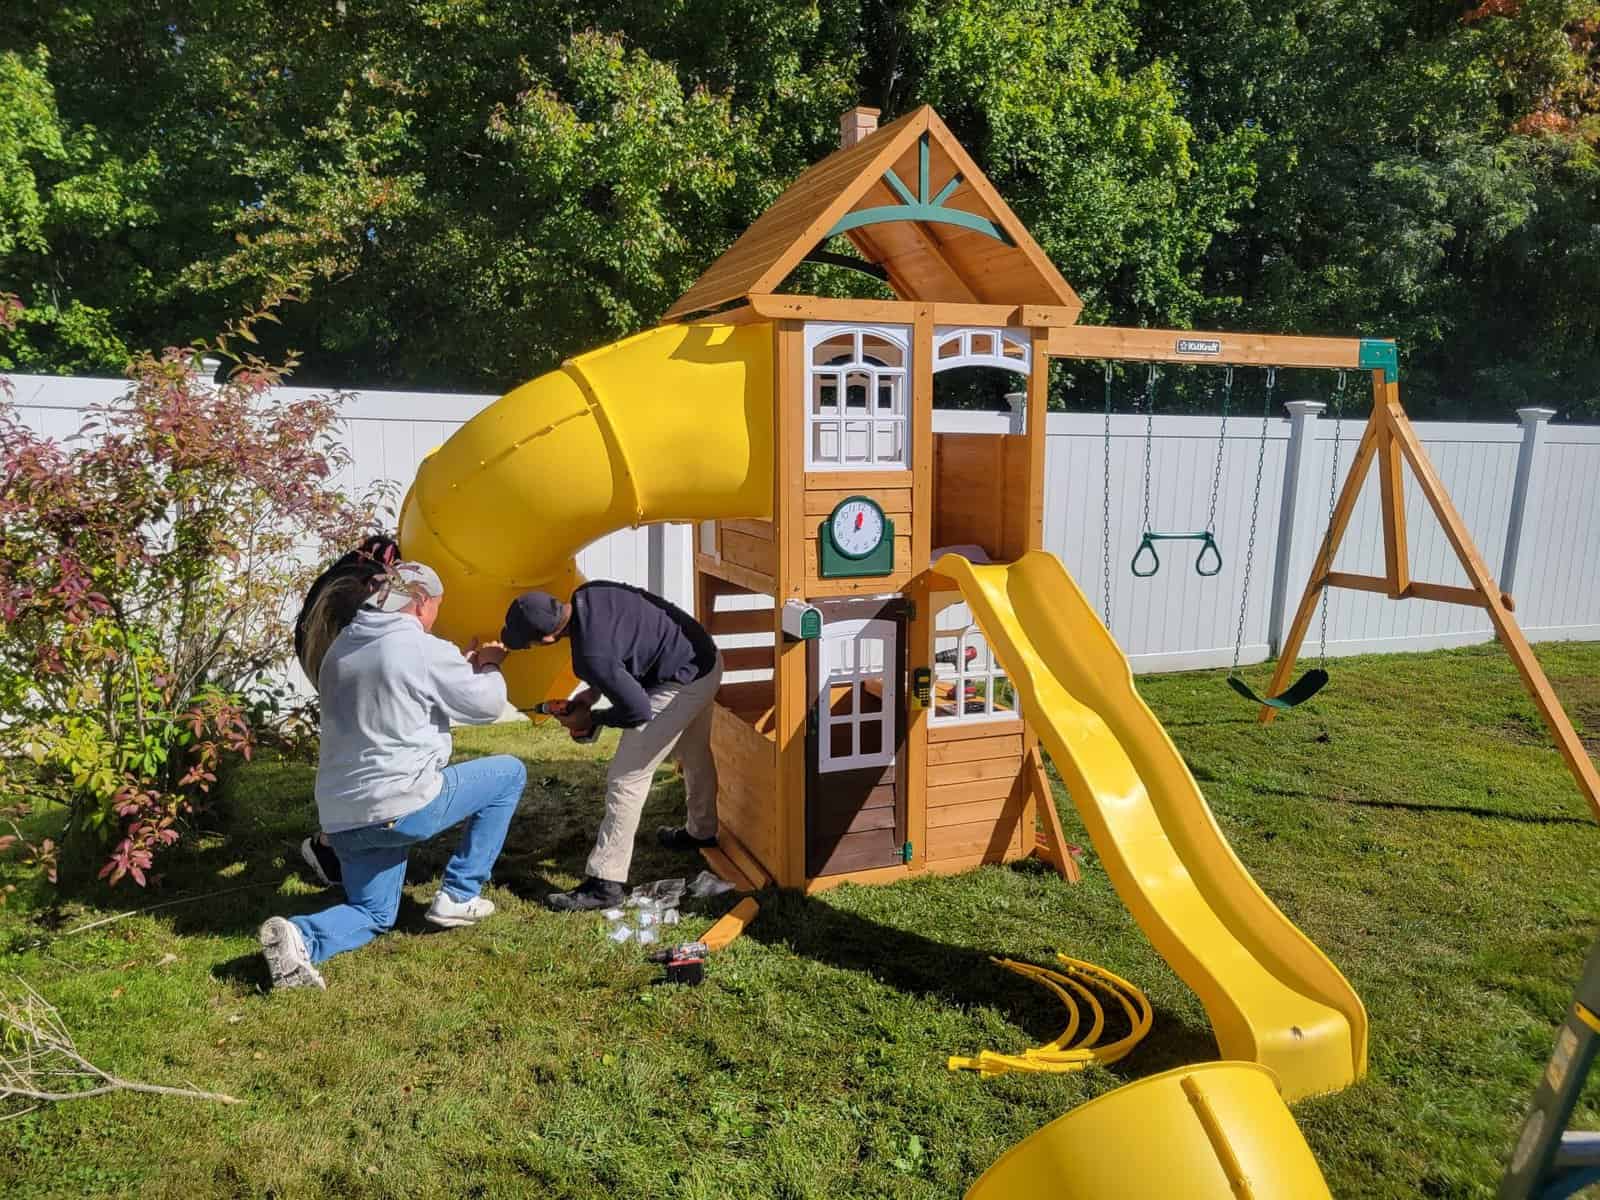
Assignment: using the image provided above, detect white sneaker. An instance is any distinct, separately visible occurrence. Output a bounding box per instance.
[258,916,327,991]
[426,891,495,928]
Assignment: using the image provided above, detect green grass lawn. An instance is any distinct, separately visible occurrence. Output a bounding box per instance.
[3,641,1600,1198]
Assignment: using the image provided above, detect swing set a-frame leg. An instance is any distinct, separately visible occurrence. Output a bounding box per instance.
[1257,400,1383,724]
[1263,371,1600,824]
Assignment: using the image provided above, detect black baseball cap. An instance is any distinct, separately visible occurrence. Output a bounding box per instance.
[501,591,566,649]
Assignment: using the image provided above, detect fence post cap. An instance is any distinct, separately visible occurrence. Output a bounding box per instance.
[1516,406,1556,425]
[1283,399,1326,417]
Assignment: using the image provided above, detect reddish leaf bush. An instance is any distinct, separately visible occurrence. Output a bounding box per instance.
[0,294,381,886]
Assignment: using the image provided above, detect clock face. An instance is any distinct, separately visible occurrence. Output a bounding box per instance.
[830,498,886,559]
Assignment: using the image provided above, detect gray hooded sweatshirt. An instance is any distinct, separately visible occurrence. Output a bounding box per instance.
[314,609,508,833]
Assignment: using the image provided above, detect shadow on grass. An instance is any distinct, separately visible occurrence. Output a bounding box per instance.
[1253,784,1592,827]
[742,885,1218,1062]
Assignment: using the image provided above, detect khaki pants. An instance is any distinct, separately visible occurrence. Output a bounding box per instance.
[586,658,722,883]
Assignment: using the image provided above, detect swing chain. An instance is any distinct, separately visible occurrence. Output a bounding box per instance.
[1231,367,1277,674]
[1102,361,1114,627]
[1204,366,1234,535]
[1139,364,1158,533]
[1317,370,1348,663]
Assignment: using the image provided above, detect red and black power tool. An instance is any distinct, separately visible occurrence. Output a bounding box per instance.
[648,941,708,986]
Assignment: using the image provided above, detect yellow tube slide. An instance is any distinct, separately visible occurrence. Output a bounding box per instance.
[934,551,1367,1101]
[965,1062,1334,1199]
[399,322,774,709]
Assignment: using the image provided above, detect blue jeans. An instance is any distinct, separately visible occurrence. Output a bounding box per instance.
[291,754,526,964]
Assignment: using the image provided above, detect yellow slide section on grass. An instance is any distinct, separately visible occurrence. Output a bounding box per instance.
[966,1062,1334,1199]
[934,550,1367,1101]
[399,322,775,710]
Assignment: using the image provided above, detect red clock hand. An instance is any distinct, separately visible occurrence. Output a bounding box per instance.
[855,511,864,531]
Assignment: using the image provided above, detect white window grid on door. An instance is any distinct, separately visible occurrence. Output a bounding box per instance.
[930,594,1021,725]
[931,326,1030,376]
[805,323,911,470]
[817,616,897,773]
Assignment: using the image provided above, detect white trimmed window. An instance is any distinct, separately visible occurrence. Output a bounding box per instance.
[932,326,1030,375]
[930,594,1019,725]
[818,616,897,772]
[805,323,910,470]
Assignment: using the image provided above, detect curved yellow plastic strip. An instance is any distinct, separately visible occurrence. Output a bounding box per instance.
[1048,957,1152,1066]
[949,954,1151,1076]
[398,322,775,709]
[965,1062,1334,1200]
[933,551,1368,1101]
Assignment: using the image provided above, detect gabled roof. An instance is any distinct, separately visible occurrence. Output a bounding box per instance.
[663,106,1081,321]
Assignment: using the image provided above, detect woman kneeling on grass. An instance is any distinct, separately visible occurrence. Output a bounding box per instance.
[259,561,525,990]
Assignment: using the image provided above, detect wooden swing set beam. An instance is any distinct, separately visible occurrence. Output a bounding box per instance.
[1044,324,1383,370]
[1262,372,1600,824]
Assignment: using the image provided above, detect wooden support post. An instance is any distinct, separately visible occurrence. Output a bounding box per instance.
[1259,397,1384,724]
[906,306,935,870]
[1016,325,1053,852]
[773,320,809,887]
[1026,747,1079,884]
[1375,380,1410,597]
[703,897,760,953]
[1026,327,1051,553]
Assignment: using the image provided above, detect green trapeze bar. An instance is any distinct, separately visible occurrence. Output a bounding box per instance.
[1130,530,1223,578]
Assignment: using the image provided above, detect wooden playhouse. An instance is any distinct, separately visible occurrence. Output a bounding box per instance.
[671,105,1082,892]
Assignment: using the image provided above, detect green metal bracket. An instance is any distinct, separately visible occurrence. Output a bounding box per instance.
[902,841,913,864]
[1358,339,1400,383]
[826,132,1013,245]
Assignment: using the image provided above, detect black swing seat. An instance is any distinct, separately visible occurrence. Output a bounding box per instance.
[1226,668,1329,710]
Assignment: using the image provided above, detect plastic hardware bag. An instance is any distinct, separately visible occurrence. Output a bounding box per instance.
[628,878,687,908]
[687,869,735,899]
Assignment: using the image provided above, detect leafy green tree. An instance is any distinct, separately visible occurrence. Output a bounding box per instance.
[0,48,155,373]
[1,0,1252,396]
[1130,0,1600,417]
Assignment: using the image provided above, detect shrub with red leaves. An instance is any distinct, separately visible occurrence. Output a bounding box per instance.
[0,292,381,886]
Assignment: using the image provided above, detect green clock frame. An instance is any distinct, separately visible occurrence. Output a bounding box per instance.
[818,495,896,579]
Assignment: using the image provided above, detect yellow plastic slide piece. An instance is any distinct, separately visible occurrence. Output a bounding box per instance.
[965,1062,1334,1200]
[949,955,1151,1076]
[933,551,1367,1101]
[398,322,775,709]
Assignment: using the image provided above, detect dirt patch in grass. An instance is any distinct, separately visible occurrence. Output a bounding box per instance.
[1499,714,1551,747]
[1576,705,1600,754]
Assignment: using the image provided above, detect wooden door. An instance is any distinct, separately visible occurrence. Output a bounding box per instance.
[806,597,907,877]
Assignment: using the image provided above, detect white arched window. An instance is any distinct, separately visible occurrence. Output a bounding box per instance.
[804,323,911,470]
[931,327,1030,376]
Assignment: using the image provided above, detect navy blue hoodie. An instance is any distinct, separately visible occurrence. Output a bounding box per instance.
[569,582,717,728]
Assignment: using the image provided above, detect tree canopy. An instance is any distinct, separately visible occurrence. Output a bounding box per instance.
[2,0,1597,417]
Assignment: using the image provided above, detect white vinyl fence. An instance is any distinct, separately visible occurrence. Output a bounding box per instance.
[8,374,1597,675]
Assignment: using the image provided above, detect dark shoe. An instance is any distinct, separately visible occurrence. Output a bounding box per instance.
[545,876,626,912]
[300,836,342,888]
[656,825,717,852]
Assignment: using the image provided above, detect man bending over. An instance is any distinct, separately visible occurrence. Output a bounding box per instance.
[259,561,525,989]
[500,581,722,912]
